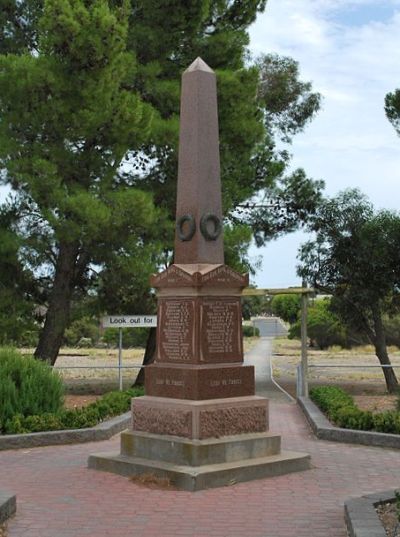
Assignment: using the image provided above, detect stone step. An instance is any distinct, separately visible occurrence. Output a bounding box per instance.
[121,430,281,466]
[88,450,311,491]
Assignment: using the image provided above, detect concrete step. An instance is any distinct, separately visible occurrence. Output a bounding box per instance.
[121,430,281,465]
[88,450,311,491]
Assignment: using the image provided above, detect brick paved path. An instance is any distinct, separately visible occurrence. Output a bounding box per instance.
[1,340,399,537]
[1,400,400,537]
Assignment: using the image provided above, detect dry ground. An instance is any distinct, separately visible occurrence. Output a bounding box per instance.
[21,337,400,408]
[55,337,400,412]
[272,337,400,396]
[377,502,400,537]
[272,337,400,415]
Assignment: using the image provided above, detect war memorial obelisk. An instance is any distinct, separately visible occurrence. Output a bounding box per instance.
[89,58,310,490]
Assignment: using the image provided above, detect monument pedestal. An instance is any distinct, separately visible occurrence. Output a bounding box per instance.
[88,398,310,491]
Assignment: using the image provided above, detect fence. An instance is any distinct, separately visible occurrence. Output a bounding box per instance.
[296,363,400,397]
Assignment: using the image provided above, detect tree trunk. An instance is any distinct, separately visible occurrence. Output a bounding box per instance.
[34,240,80,365]
[372,308,399,393]
[134,326,156,387]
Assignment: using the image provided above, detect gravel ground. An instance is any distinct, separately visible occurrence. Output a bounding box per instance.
[377,502,400,537]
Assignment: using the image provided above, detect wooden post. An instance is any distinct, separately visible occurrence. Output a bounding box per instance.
[300,280,308,397]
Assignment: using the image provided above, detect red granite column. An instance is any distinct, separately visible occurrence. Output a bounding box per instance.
[134,58,266,436]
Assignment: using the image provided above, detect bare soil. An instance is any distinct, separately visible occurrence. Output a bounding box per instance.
[0,523,7,537]
[354,395,398,413]
[376,501,400,537]
[129,474,178,491]
[64,394,101,409]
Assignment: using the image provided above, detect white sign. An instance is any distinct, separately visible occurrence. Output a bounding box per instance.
[102,315,157,328]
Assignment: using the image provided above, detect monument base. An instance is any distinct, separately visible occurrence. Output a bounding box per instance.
[131,395,268,439]
[88,396,311,491]
[88,430,310,491]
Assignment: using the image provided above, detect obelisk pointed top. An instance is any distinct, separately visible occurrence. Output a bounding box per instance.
[174,58,224,265]
[184,57,214,74]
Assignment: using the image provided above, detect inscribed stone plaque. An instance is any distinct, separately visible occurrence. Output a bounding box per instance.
[200,297,242,362]
[145,364,254,399]
[157,298,195,361]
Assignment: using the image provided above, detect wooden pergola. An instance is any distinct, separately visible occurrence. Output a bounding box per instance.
[242,285,315,397]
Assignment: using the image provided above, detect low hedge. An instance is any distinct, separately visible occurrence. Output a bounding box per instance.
[310,386,400,434]
[2,387,144,435]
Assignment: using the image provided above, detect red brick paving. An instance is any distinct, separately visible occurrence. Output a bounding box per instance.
[1,402,400,537]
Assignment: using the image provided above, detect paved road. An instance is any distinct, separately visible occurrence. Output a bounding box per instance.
[244,337,293,402]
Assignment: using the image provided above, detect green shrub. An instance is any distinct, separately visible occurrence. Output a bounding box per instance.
[372,411,400,434]
[0,348,64,430]
[64,316,100,347]
[309,386,354,417]
[310,385,400,435]
[102,327,150,348]
[333,407,374,430]
[1,386,144,434]
[242,325,260,337]
[289,299,348,349]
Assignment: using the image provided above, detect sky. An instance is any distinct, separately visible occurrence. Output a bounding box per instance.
[248,0,400,289]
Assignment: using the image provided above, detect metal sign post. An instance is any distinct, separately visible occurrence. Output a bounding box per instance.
[101,315,157,391]
[118,328,123,391]
[300,281,309,397]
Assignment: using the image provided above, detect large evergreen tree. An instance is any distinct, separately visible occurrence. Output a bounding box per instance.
[0,1,324,363]
[0,0,158,363]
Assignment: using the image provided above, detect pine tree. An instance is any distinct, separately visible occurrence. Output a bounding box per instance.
[0,0,157,362]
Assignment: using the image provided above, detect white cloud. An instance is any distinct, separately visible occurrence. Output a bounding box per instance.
[249,0,400,287]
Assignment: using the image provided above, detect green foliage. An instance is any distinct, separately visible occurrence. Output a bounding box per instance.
[242,325,260,337]
[0,1,324,363]
[0,0,158,363]
[385,89,400,137]
[309,386,354,416]
[299,189,400,392]
[383,315,400,348]
[241,289,271,321]
[289,299,348,349]
[0,208,39,346]
[2,387,144,434]
[0,348,64,430]
[64,317,100,347]
[271,294,300,324]
[102,327,150,348]
[310,386,400,434]
[257,53,321,143]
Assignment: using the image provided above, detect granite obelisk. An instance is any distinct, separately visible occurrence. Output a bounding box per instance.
[174,57,224,265]
[88,58,310,490]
